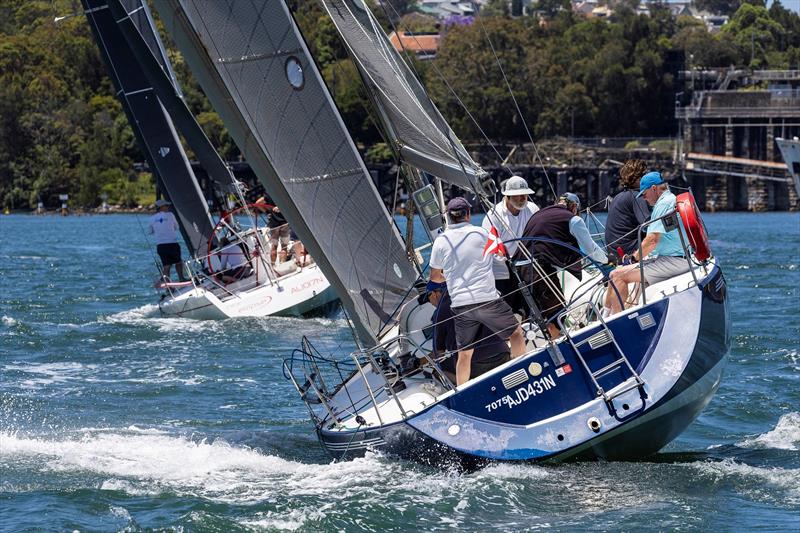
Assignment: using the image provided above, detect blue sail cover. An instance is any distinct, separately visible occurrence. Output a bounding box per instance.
[83,0,215,256]
[150,0,420,344]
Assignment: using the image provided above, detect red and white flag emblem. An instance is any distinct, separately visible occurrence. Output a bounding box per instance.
[483,226,507,257]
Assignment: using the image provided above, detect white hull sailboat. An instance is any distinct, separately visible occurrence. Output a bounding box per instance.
[776,137,800,197]
[142,0,729,467]
[87,0,338,320]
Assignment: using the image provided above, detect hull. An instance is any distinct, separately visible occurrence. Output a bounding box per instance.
[316,265,730,468]
[158,264,338,319]
[776,137,800,197]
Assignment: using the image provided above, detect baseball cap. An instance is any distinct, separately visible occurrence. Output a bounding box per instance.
[502,175,534,196]
[155,199,172,208]
[559,192,581,210]
[637,171,664,197]
[446,197,471,214]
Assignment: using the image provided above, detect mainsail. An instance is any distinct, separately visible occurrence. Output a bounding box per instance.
[149,0,420,344]
[320,0,486,193]
[83,0,215,256]
[112,0,240,196]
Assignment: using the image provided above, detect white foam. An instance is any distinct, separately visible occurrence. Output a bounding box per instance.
[240,507,329,531]
[2,315,18,327]
[690,459,800,504]
[738,412,800,451]
[4,362,99,389]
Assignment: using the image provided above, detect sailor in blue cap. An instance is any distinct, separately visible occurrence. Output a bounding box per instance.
[428,197,526,385]
[604,172,691,315]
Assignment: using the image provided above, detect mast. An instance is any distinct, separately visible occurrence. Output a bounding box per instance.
[83,0,215,256]
[148,0,419,345]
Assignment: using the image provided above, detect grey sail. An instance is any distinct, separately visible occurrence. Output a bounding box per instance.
[320,0,486,193]
[150,0,419,344]
[83,0,215,256]
[111,0,239,195]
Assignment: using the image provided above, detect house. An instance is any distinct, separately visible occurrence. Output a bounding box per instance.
[388,31,441,60]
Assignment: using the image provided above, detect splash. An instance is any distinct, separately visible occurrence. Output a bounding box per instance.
[689,458,800,505]
[738,412,800,451]
[2,315,19,327]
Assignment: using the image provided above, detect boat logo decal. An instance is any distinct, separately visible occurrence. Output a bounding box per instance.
[528,362,542,376]
[501,368,528,389]
[486,375,557,413]
[291,277,325,294]
[637,312,656,330]
[158,146,170,157]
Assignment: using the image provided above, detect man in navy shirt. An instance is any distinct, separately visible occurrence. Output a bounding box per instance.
[605,159,651,259]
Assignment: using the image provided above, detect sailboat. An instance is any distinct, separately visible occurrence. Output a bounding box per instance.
[84,0,338,319]
[146,0,730,466]
[776,137,800,199]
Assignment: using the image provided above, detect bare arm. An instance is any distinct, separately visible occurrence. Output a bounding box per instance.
[430,267,445,283]
[634,232,660,261]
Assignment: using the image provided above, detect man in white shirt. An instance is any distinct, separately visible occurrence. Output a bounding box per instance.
[147,199,186,282]
[429,197,526,386]
[482,175,539,311]
[216,236,251,284]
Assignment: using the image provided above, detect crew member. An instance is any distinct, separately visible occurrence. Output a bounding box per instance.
[481,175,539,311]
[216,236,251,284]
[429,197,526,386]
[605,159,651,258]
[268,205,290,264]
[147,199,187,282]
[604,172,690,315]
[427,282,510,384]
[516,193,607,338]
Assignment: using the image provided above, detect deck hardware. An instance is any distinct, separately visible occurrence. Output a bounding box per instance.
[528,362,542,376]
[588,417,602,433]
[448,424,460,436]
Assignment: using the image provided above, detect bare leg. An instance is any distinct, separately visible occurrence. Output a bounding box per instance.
[547,322,561,339]
[161,264,171,280]
[509,325,527,357]
[455,349,473,386]
[270,244,277,264]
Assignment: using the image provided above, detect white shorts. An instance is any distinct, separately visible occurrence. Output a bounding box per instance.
[640,256,691,285]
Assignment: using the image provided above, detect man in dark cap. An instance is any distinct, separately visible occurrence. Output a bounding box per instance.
[147,199,187,282]
[428,197,526,386]
[516,193,607,338]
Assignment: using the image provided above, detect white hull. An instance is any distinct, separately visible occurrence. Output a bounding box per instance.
[776,137,800,197]
[158,263,337,319]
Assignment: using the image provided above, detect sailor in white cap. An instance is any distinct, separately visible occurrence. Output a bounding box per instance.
[147,198,187,282]
[481,175,539,310]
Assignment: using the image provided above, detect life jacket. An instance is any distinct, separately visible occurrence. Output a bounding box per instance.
[518,204,582,277]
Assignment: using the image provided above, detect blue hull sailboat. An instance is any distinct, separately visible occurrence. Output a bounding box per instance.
[145,0,731,467]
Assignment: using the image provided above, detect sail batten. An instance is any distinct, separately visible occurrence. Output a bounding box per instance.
[151,0,419,344]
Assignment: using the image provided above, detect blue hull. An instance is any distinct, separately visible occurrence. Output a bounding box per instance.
[318,267,730,468]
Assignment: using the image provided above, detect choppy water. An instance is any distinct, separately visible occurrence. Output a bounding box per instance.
[1,212,798,532]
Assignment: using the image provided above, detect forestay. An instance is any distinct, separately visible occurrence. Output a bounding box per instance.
[321,0,486,193]
[83,0,215,256]
[150,0,419,344]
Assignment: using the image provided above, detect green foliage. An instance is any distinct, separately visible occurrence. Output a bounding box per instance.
[2,0,800,210]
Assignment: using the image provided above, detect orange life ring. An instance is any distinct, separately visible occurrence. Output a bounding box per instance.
[676,191,711,261]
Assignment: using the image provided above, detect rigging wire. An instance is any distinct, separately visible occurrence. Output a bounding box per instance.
[469,4,558,201]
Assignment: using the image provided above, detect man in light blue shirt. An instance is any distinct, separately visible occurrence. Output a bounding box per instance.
[604,172,691,315]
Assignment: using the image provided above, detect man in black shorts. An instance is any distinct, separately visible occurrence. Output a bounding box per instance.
[427,283,510,383]
[147,199,187,282]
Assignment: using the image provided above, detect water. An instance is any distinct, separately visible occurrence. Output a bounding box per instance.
[1,212,798,532]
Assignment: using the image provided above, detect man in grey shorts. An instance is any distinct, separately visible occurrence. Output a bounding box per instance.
[605,172,691,315]
[429,197,526,386]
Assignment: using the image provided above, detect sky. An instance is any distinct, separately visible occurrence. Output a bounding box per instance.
[767,0,800,13]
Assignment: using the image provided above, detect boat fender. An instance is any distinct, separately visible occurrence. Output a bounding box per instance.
[587,417,602,433]
[676,192,711,261]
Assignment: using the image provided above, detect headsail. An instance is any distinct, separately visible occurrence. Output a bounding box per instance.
[83,0,215,256]
[320,0,486,193]
[149,0,420,344]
